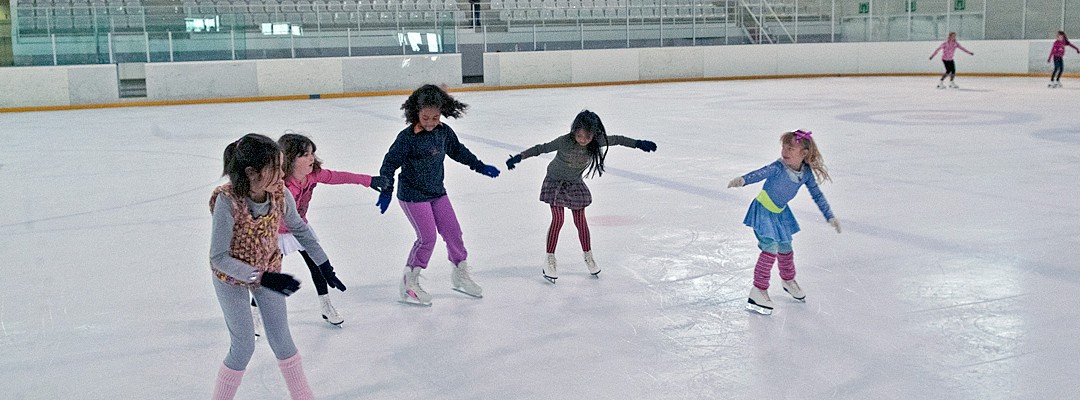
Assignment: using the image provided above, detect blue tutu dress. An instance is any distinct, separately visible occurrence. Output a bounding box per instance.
[741,160,834,243]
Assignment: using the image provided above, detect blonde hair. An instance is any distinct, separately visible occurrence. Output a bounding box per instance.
[781,131,831,183]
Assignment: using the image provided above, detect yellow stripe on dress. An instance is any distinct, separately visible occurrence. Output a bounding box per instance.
[755,190,786,213]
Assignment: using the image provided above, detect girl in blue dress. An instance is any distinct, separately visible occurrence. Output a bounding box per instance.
[727,130,841,315]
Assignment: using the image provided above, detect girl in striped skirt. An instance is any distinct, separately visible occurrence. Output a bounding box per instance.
[505,110,657,283]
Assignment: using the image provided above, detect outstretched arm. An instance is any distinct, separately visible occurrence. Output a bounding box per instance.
[444,129,499,178]
[1070,42,1080,53]
[742,163,781,186]
[314,169,373,187]
[520,136,567,159]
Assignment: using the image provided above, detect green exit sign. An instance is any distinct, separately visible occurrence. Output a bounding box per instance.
[859,2,869,14]
[955,0,965,10]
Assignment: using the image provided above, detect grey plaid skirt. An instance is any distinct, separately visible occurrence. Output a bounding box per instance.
[539,177,592,209]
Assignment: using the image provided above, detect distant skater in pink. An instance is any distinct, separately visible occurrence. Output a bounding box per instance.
[929,32,974,89]
[1048,30,1080,88]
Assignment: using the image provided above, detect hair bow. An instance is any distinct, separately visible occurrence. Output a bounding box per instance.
[793,130,813,143]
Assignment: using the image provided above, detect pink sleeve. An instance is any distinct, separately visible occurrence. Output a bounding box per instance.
[930,43,943,58]
[957,43,972,54]
[313,169,373,187]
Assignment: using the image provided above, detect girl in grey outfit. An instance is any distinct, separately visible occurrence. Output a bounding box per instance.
[505,110,657,283]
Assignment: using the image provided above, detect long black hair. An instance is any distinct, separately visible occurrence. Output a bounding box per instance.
[400,84,468,125]
[573,110,609,179]
[278,132,321,178]
[222,133,281,198]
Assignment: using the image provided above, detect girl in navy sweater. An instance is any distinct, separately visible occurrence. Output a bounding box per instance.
[374,84,500,306]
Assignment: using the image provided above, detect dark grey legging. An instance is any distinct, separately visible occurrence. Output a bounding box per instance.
[214,278,298,371]
[1052,57,1065,81]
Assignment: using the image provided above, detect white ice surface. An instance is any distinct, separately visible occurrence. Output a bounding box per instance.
[2,76,1079,399]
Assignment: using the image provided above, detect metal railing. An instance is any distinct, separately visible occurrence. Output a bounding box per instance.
[7,0,1074,67]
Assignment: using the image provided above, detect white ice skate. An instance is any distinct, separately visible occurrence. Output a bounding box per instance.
[251,303,264,339]
[319,294,344,325]
[781,279,806,302]
[543,253,558,283]
[451,261,483,298]
[583,251,601,277]
[949,81,959,89]
[936,82,946,89]
[399,266,432,306]
[746,288,774,315]
[1053,82,1063,88]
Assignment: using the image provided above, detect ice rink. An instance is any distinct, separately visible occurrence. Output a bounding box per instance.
[2,76,1078,399]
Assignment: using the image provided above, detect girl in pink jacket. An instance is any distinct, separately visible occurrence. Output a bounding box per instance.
[930,32,974,89]
[1048,31,1080,88]
[260,133,388,327]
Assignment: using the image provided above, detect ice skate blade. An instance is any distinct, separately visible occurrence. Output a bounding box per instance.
[452,287,483,298]
[543,274,557,284]
[783,288,806,302]
[322,315,344,326]
[590,270,601,277]
[746,301,773,315]
[398,298,432,307]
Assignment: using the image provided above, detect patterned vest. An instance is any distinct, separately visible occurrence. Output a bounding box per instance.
[209,182,285,287]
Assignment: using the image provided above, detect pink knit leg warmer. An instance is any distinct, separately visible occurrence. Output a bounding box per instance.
[777,251,796,281]
[278,353,315,400]
[211,364,244,400]
[753,251,777,290]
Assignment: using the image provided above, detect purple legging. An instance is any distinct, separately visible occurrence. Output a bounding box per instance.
[400,195,467,269]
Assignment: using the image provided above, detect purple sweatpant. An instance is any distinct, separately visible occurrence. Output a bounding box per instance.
[400,195,467,269]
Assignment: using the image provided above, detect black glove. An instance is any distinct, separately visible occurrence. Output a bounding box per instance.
[317,260,347,292]
[260,272,301,296]
[506,154,522,170]
[635,140,657,152]
[369,176,391,192]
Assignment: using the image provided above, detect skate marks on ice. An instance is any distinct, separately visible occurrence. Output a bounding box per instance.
[630,226,921,398]
[708,97,867,111]
[1031,126,1080,145]
[834,109,1040,126]
[891,254,1036,398]
[0,147,220,230]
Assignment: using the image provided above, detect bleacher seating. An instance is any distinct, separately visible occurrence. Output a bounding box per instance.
[490,0,731,24]
[12,0,752,35]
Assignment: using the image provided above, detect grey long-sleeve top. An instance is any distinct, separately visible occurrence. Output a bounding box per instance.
[210,189,328,283]
[519,133,638,182]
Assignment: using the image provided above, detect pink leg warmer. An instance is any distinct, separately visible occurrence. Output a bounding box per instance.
[777,251,796,281]
[278,353,314,400]
[211,364,244,400]
[753,251,777,290]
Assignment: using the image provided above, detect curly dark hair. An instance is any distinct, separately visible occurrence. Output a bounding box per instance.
[222,133,281,198]
[400,84,468,125]
[278,132,322,178]
[572,110,610,179]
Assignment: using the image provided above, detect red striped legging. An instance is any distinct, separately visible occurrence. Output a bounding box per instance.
[546,206,591,253]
